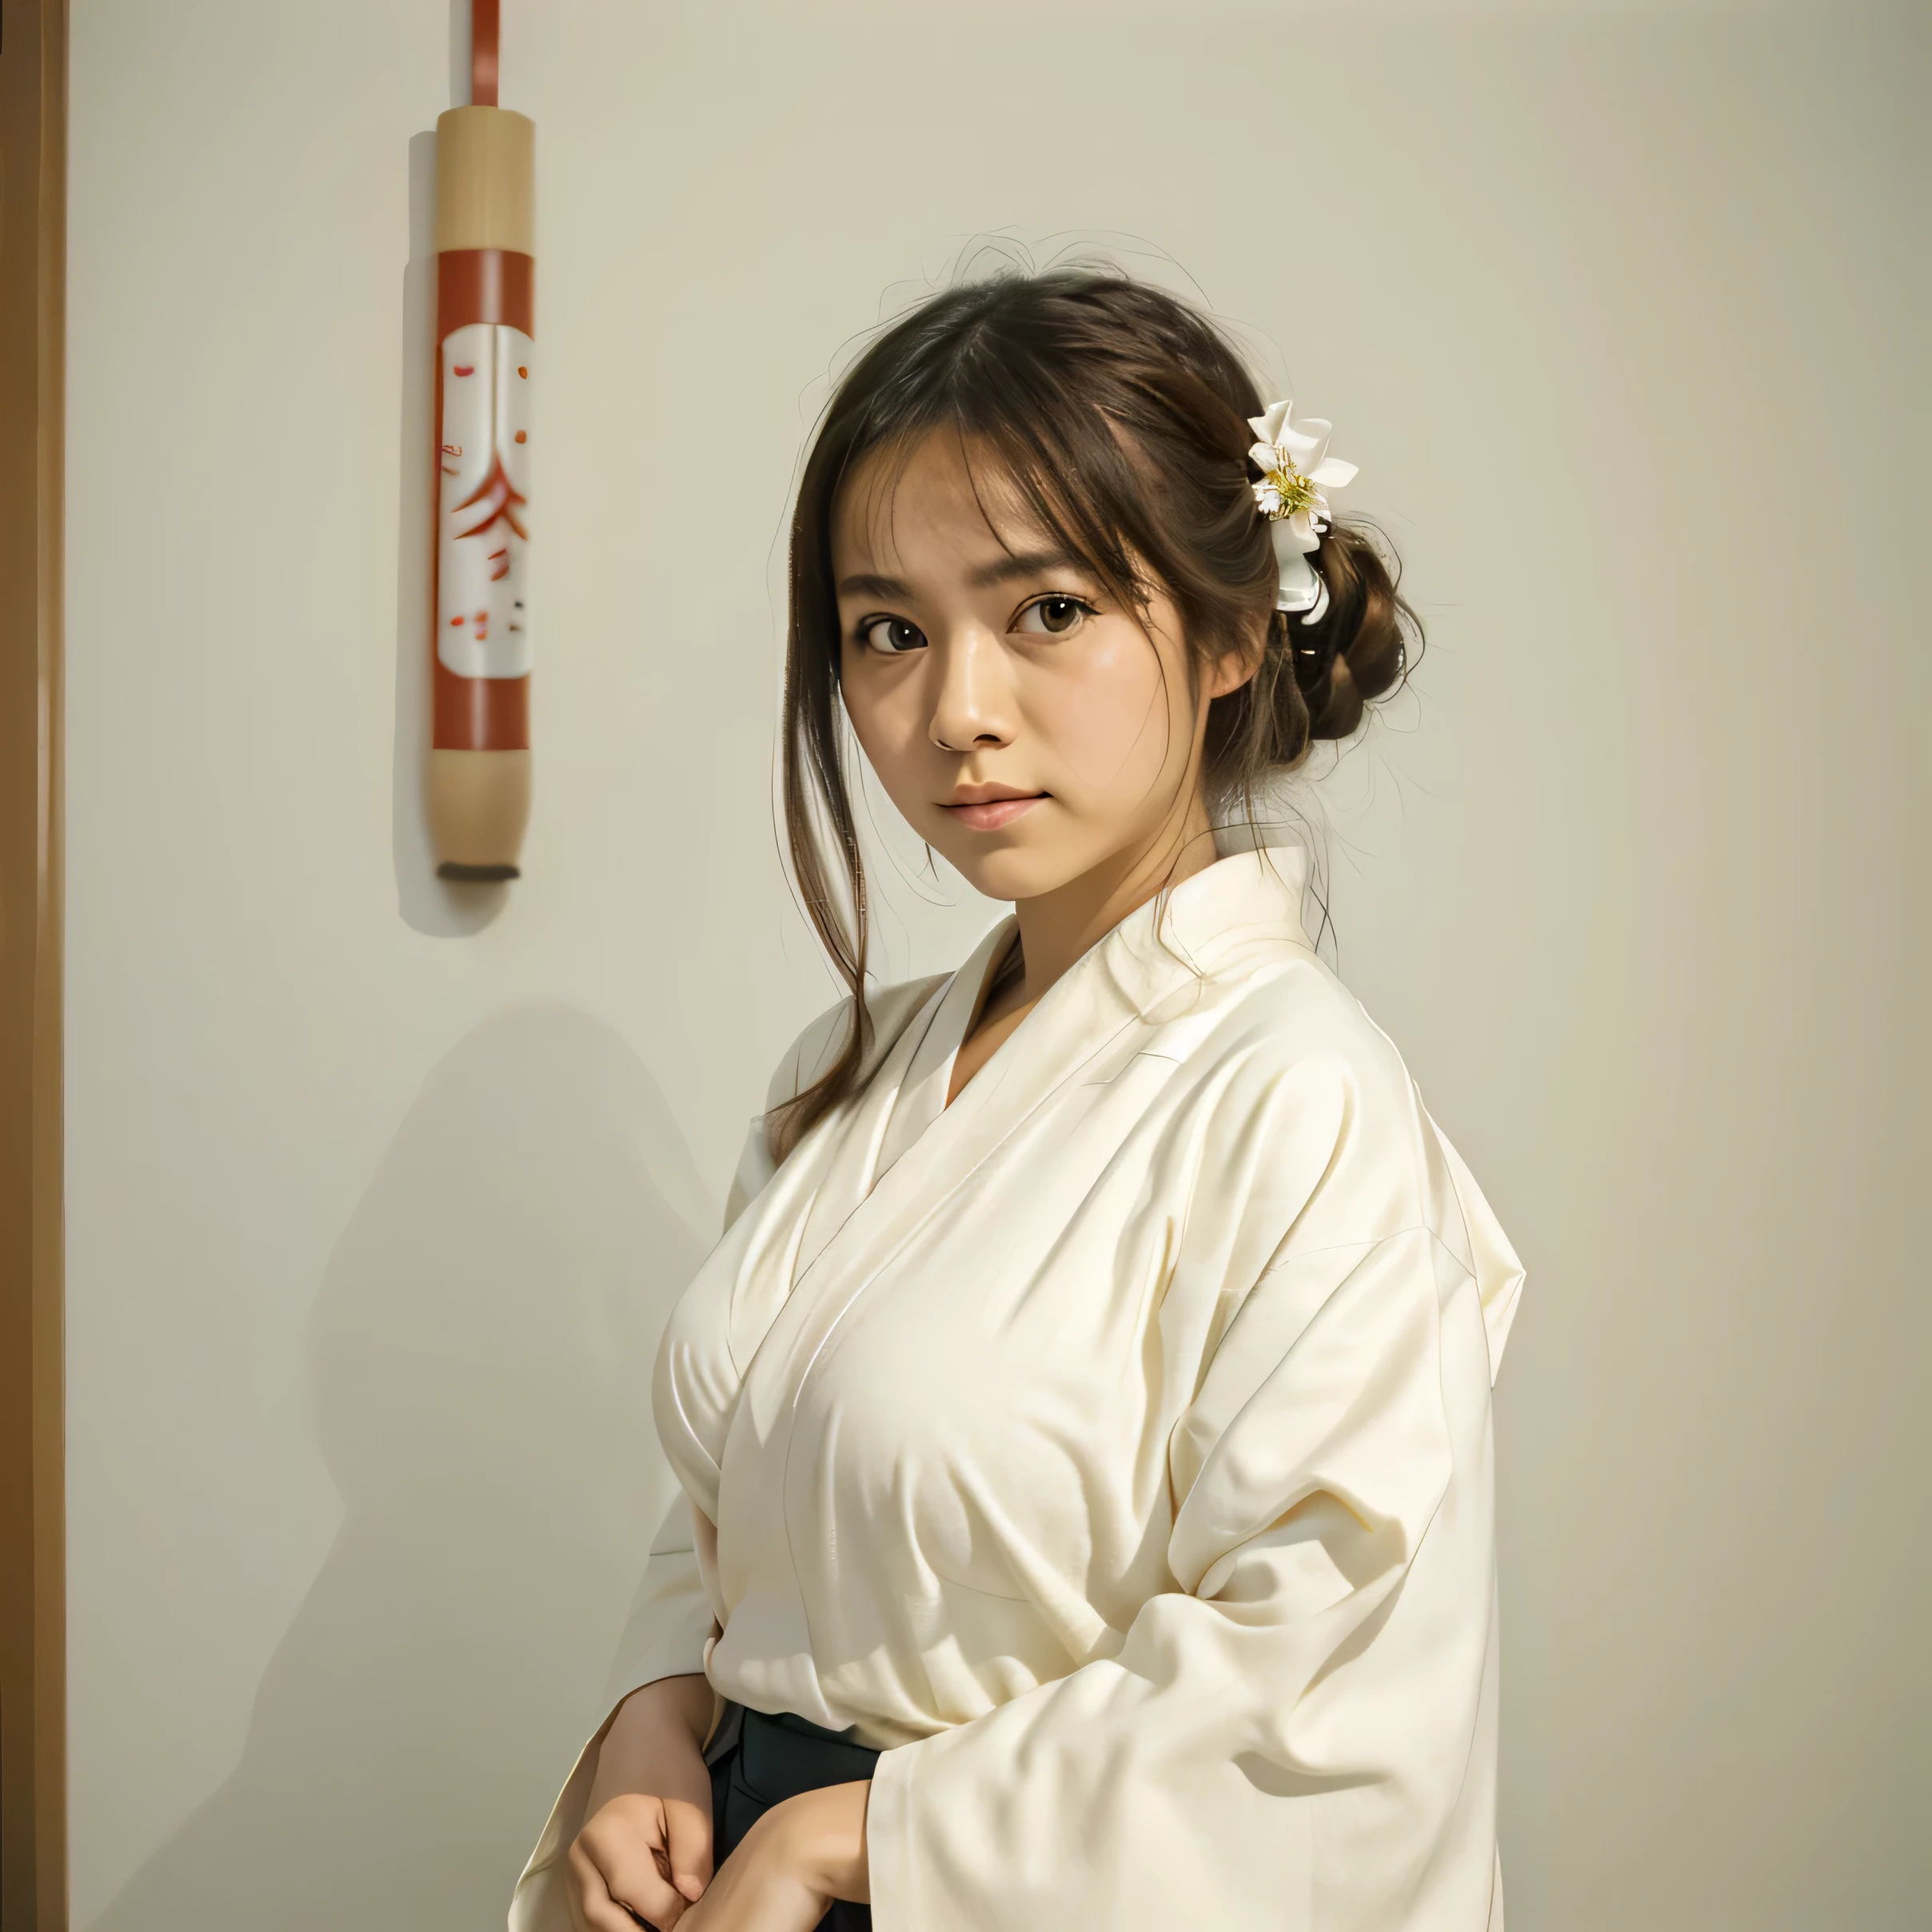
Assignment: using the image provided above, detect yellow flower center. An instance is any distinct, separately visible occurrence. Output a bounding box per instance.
[1266,463,1319,518]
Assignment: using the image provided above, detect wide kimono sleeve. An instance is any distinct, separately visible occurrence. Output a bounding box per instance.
[865,1086,1520,1931]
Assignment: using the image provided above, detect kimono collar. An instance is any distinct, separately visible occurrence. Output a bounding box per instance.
[1092,832,1316,1023]
[784,833,1319,1283]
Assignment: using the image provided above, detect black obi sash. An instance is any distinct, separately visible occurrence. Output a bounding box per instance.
[708,1707,879,1932]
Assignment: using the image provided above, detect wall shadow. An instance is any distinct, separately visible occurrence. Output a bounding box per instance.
[392,124,506,937]
[88,1005,713,1930]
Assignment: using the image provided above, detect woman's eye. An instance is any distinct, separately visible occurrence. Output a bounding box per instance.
[860,617,928,654]
[1016,595,1092,637]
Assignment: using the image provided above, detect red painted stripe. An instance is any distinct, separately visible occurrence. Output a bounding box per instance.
[436,249,533,336]
[434,665,529,750]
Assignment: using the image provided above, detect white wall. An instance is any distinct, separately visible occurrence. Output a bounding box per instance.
[64,2,1926,1927]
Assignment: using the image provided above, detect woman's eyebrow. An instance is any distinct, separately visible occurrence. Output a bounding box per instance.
[836,550,1091,601]
[968,549,1090,589]
[836,571,913,600]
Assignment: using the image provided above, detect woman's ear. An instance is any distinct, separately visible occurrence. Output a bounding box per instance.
[1207,615,1270,701]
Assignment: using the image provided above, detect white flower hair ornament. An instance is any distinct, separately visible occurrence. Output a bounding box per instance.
[1248,400,1358,625]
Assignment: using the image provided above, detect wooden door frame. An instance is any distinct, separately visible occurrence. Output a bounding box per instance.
[0,0,68,1926]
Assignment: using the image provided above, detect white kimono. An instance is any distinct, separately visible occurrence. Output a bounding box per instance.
[512,839,1524,1931]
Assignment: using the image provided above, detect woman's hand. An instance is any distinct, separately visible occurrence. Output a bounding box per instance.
[681,1780,870,1932]
[568,1674,717,1932]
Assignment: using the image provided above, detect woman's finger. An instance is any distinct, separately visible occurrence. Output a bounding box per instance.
[660,1795,715,1904]
[578,1800,700,1930]
[568,1834,668,1932]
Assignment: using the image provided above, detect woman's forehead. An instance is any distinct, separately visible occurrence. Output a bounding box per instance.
[832,430,1047,575]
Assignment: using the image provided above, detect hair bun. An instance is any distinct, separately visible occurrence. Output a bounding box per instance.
[1287,525,1415,741]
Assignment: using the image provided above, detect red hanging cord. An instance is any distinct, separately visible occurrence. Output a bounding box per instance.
[471,0,501,108]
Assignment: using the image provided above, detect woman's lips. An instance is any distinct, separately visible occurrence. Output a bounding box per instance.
[940,794,1045,831]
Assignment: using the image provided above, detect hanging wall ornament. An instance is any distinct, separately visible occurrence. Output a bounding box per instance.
[429,0,534,880]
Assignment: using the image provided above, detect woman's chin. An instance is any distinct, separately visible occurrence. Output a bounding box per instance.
[932,844,1090,908]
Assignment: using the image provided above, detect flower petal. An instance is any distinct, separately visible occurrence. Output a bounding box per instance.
[1252,401,1293,446]
[1249,440,1281,473]
[1273,550,1319,613]
[1280,417,1330,468]
[1311,457,1357,489]
[1272,517,1318,565]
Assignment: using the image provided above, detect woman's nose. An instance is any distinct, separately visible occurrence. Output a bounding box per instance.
[928,629,1015,753]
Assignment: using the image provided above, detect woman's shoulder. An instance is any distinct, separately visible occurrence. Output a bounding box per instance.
[761,973,951,1114]
[1184,954,1524,1370]
[721,974,952,1231]
[1165,944,1415,1107]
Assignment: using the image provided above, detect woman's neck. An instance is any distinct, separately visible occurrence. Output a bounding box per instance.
[947,787,1220,1108]
[1010,792,1220,1005]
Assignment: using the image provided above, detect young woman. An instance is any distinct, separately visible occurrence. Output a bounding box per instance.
[510,269,1523,1932]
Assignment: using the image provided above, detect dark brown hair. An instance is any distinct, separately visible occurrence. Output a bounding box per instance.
[775,268,1419,1157]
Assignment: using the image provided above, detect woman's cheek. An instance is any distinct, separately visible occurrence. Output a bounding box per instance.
[848,691,936,828]
[1025,657,1173,813]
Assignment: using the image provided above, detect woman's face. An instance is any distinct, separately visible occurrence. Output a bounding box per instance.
[832,431,1250,907]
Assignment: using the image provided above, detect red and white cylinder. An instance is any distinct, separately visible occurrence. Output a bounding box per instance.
[429,89,534,880]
